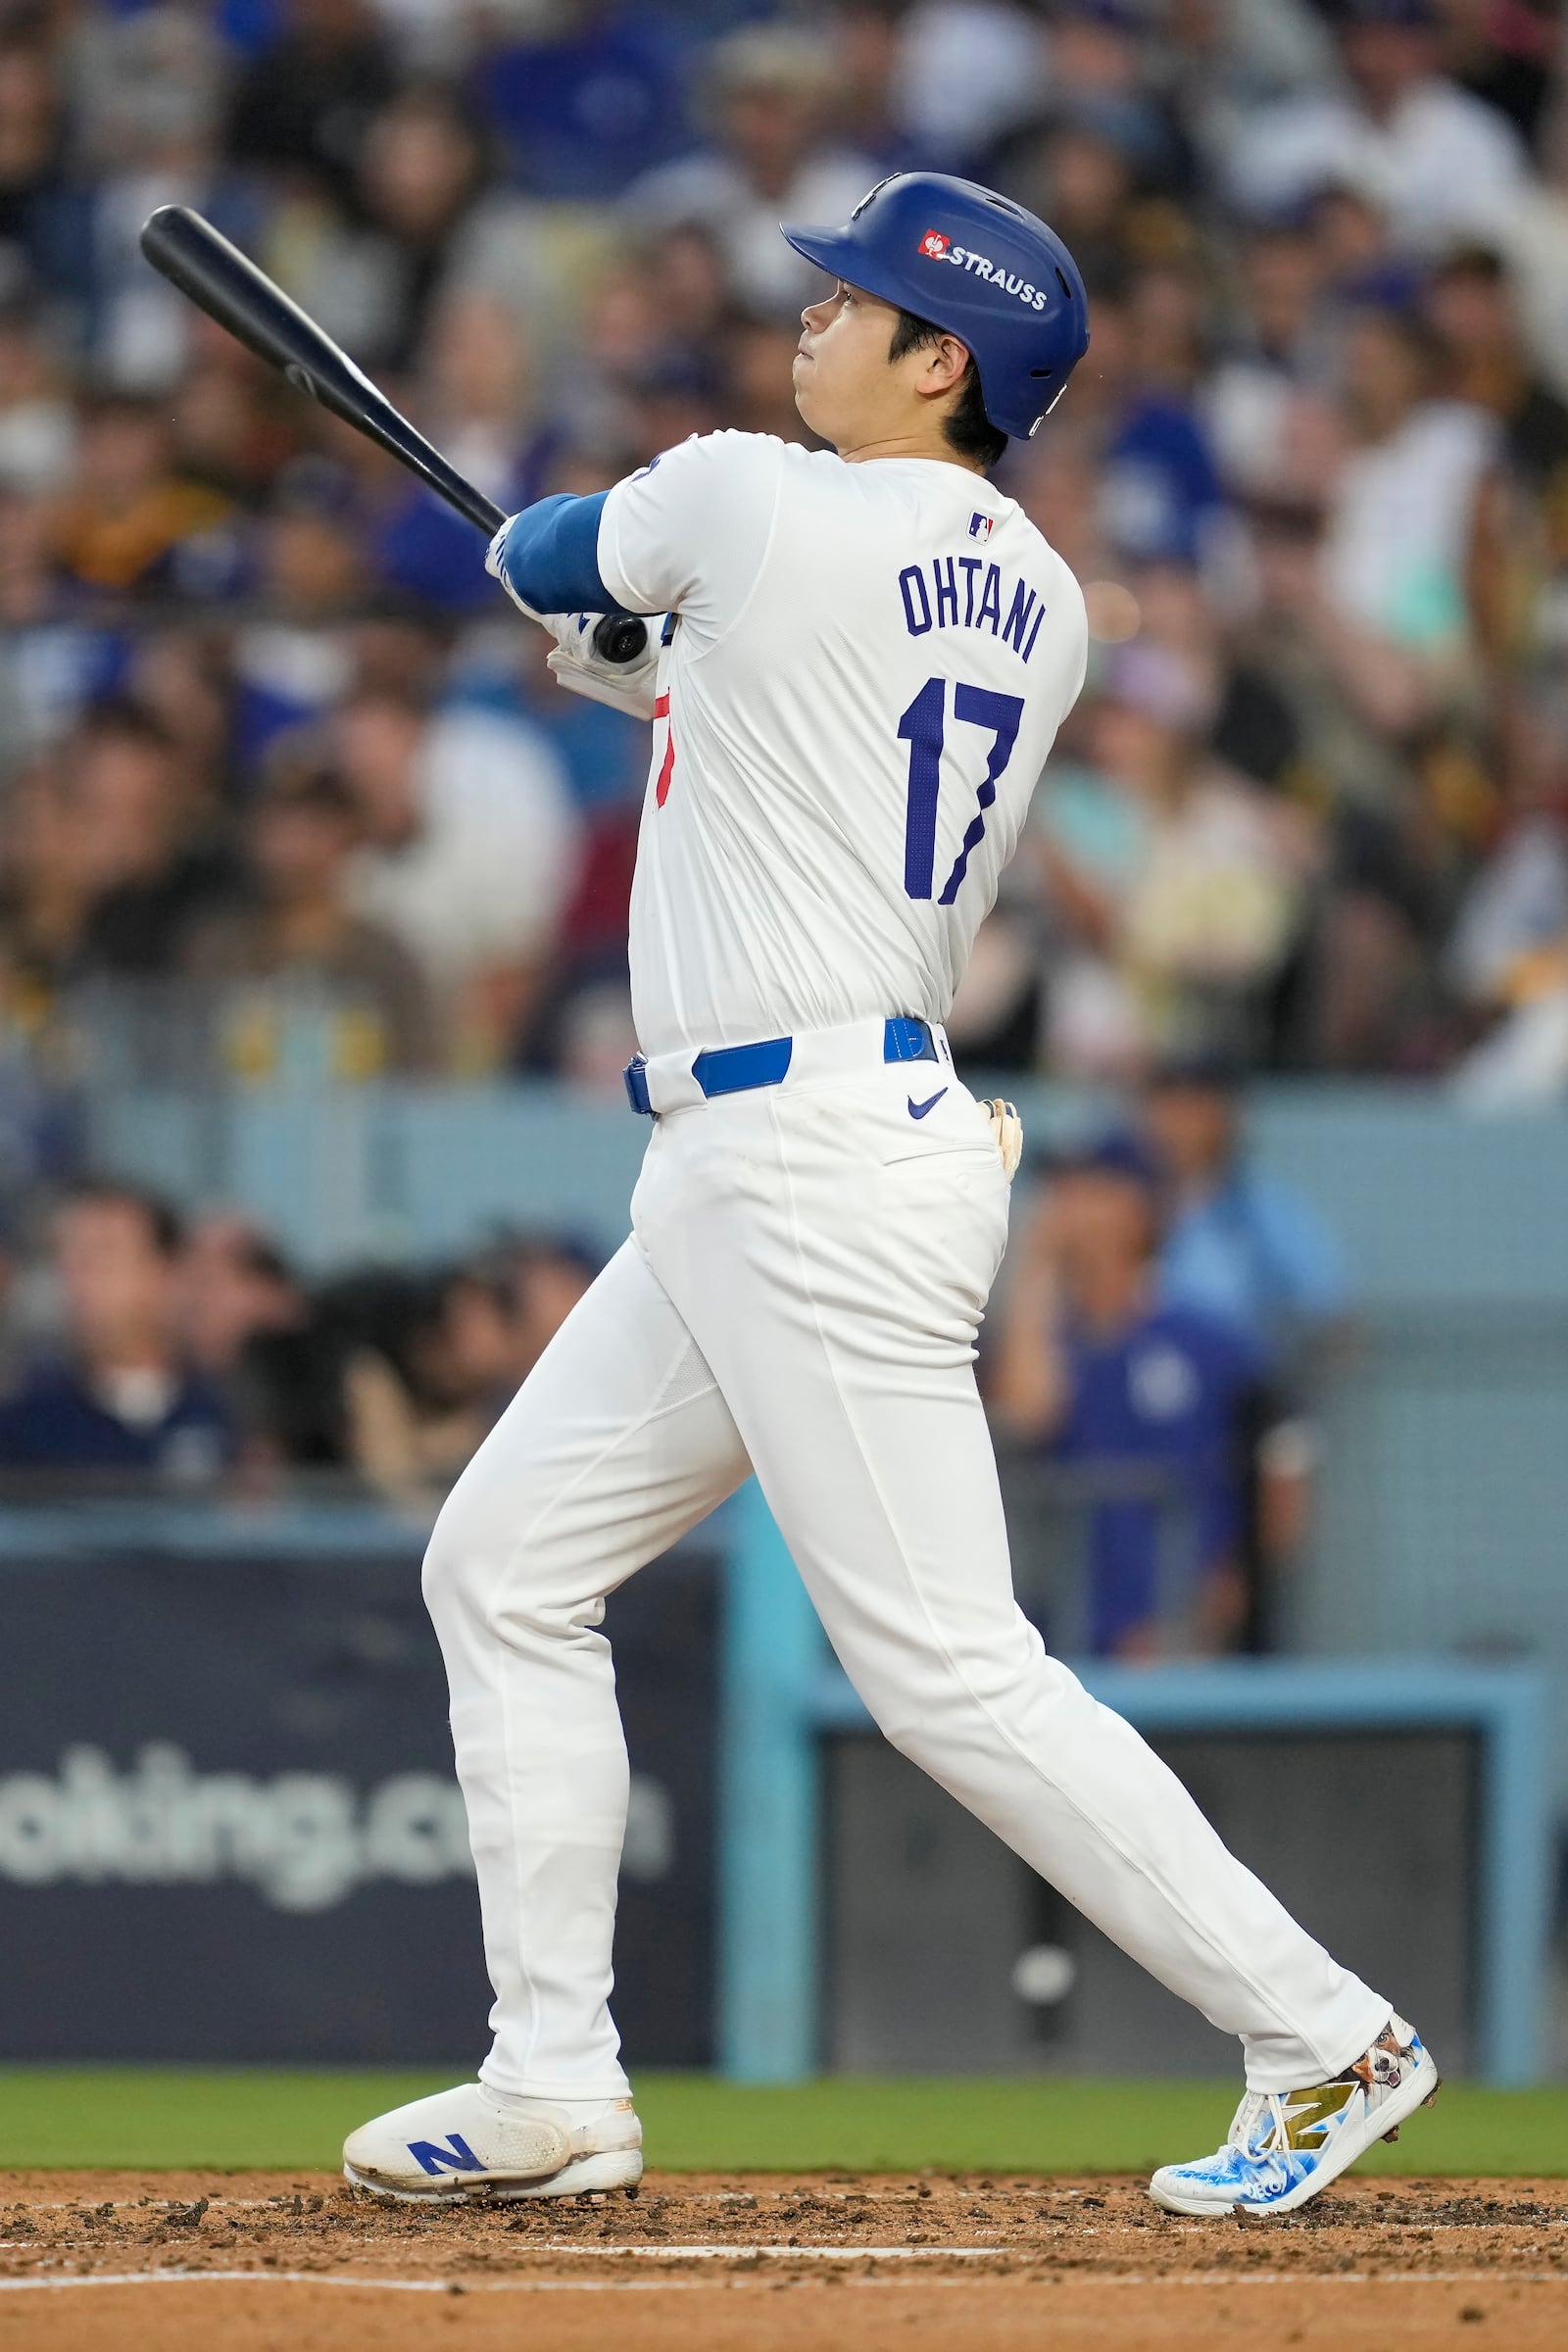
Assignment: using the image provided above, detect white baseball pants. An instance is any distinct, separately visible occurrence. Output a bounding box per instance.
[423,1043,1388,2098]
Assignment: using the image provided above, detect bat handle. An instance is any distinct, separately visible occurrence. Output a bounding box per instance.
[592,613,651,665]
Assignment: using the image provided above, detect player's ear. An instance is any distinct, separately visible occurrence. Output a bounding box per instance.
[921,333,972,401]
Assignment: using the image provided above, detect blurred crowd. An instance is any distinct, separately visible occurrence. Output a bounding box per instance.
[0,1048,1348,1661]
[987,1054,1348,1658]
[0,1041,1350,1663]
[2,0,1562,1645]
[0,0,1563,1127]
[0,1172,601,1503]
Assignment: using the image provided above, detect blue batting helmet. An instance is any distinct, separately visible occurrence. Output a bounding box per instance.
[780,172,1090,441]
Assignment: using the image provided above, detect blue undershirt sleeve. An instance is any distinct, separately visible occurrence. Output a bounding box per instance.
[491,491,634,615]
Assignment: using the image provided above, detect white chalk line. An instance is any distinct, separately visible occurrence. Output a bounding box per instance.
[0,2263,1563,2295]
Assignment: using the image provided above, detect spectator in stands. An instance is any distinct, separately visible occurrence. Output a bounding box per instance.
[826,2,926,173]
[473,0,691,201]
[0,757,84,1012]
[1064,642,1310,1067]
[1447,689,1568,1104]
[229,460,365,768]
[0,0,1563,1106]
[340,81,493,371]
[1066,270,1230,575]
[881,0,1043,166]
[1202,220,1334,500]
[181,763,441,1079]
[0,26,85,318]
[1319,303,1496,655]
[0,305,74,495]
[270,78,562,388]
[1424,242,1568,671]
[1223,495,1452,1071]
[1489,92,1568,407]
[66,4,234,397]
[1029,0,1192,195]
[375,290,554,614]
[223,0,395,210]
[44,393,243,603]
[181,1210,305,1382]
[626,25,879,321]
[1226,0,1529,251]
[985,107,1148,294]
[336,1263,519,1502]
[1137,1055,1353,1358]
[1426,242,1568,487]
[990,1133,1307,1658]
[63,699,242,982]
[0,707,231,1014]
[0,1182,233,1479]
[333,680,580,1070]
[1167,0,1337,189]
[478,1232,599,1387]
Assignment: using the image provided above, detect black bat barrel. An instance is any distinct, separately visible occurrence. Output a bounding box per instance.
[141,206,503,534]
[140,206,649,666]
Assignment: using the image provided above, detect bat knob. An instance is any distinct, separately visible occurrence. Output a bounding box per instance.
[592,614,649,665]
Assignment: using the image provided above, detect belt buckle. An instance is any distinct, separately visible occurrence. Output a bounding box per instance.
[883,1016,936,1064]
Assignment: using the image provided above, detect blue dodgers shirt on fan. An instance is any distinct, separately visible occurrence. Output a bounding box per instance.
[1048,1301,1266,1654]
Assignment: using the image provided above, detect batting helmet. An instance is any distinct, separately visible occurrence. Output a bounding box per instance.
[780,172,1090,441]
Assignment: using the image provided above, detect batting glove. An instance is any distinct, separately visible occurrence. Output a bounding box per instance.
[483,524,662,721]
[981,1098,1024,1181]
[543,609,662,722]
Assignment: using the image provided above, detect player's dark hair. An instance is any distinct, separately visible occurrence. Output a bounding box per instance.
[889,308,1008,471]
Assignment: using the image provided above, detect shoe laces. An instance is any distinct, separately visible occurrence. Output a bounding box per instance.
[1227,2089,1289,2156]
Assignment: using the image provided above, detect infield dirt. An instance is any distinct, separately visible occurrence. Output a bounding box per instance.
[0,2170,1562,2350]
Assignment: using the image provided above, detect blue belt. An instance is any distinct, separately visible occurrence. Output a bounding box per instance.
[623,1016,937,1116]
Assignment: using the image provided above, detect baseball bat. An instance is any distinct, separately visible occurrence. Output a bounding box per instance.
[139,205,648,665]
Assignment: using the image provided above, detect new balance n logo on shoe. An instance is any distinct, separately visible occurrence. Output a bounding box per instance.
[408,2134,486,2176]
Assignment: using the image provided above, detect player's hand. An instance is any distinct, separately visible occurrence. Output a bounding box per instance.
[484,520,662,718]
[981,1097,1023,1182]
[543,609,662,721]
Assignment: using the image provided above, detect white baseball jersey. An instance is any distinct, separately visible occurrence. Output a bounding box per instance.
[596,430,1088,1057]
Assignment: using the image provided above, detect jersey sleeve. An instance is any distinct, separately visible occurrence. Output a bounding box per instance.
[597,431,784,635]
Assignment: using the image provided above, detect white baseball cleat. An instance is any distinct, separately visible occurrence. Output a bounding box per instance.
[343,2082,643,2202]
[1149,2013,1440,2218]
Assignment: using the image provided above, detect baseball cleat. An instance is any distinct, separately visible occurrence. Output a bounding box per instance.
[1148,2014,1440,2217]
[343,2082,643,2202]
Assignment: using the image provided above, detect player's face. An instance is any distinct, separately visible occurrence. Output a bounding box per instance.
[794,279,901,446]
[794,278,966,457]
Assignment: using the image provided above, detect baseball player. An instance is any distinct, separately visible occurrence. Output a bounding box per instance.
[344,173,1435,2217]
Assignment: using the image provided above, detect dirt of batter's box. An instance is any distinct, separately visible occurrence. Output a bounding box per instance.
[0,2169,1563,2280]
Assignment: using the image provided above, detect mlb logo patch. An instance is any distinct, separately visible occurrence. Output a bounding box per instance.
[968,512,995,542]
[918,229,951,259]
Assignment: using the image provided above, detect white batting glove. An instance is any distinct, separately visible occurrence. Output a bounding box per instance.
[484,519,662,720]
[981,1097,1024,1181]
[544,610,662,721]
